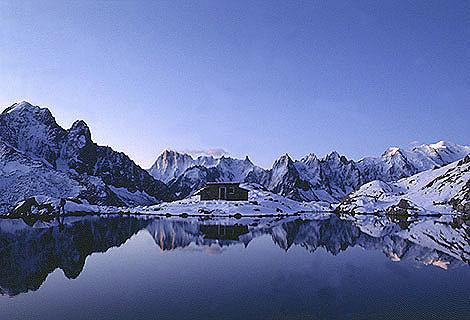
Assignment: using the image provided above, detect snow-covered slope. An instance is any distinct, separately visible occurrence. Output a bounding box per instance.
[0,101,172,213]
[0,140,82,213]
[145,184,332,216]
[337,156,470,215]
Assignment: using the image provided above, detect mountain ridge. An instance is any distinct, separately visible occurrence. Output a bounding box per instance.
[0,101,469,214]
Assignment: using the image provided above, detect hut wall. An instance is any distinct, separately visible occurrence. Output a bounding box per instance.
[199,184,248,201]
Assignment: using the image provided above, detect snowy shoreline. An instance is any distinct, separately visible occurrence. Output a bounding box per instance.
[0,208,465,222]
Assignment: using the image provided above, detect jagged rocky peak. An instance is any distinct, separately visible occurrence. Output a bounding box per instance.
[0,101,66,166]
[4,100,39,113]
[2,101,58,125]
[326,150,341,159]
[459,154,470,165]
[149,149,259,191]
[301,153,318,163]
[67,120,92,146]
[267,153,302,193]
[195,154,217,166]
[158,149,194,167]
[161,149,191,159]
[59,120,97,174]
[323,150,352,165]
[1,101,55,124]
[69,119,91,134]
[273,153,294,167]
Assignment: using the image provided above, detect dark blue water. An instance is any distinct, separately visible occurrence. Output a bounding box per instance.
[0,215,469,320]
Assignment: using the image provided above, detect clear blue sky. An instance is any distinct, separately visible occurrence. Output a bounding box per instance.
[1,1,469,168]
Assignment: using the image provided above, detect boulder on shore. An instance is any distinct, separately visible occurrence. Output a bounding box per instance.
[11,197,55,217]
[386,199,418,217]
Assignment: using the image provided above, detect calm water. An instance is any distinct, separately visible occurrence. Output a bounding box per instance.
[0,214,469,320]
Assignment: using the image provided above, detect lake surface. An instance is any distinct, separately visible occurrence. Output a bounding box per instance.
[0,214,469,320]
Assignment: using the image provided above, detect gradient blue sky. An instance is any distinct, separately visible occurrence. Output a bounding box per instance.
[1,1,469,168]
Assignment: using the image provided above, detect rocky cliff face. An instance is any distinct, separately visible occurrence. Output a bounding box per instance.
[148,150,195,183]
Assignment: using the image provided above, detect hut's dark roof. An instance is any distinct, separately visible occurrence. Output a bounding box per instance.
[194,182,249,195]
[205,182,241,185]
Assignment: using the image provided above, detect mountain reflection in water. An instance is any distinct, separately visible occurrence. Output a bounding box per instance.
[0,214,468,297]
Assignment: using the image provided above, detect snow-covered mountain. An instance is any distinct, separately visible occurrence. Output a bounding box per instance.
[148,150,195,183]
[337,155,470,215]
[149,150,259,182]
[357,141,470,182]
[150,141,470,203]
[0,139,84,213]
[260,151,364,202]
[0,101,172,212]
[148,150,364,202]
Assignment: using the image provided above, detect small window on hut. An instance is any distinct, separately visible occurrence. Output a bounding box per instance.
[228,187,235,194]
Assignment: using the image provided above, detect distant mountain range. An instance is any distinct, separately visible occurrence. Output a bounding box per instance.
[0,101,469,214]
[149,139,470,203]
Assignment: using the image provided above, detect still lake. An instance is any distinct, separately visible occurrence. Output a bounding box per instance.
[0,214,469,320]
